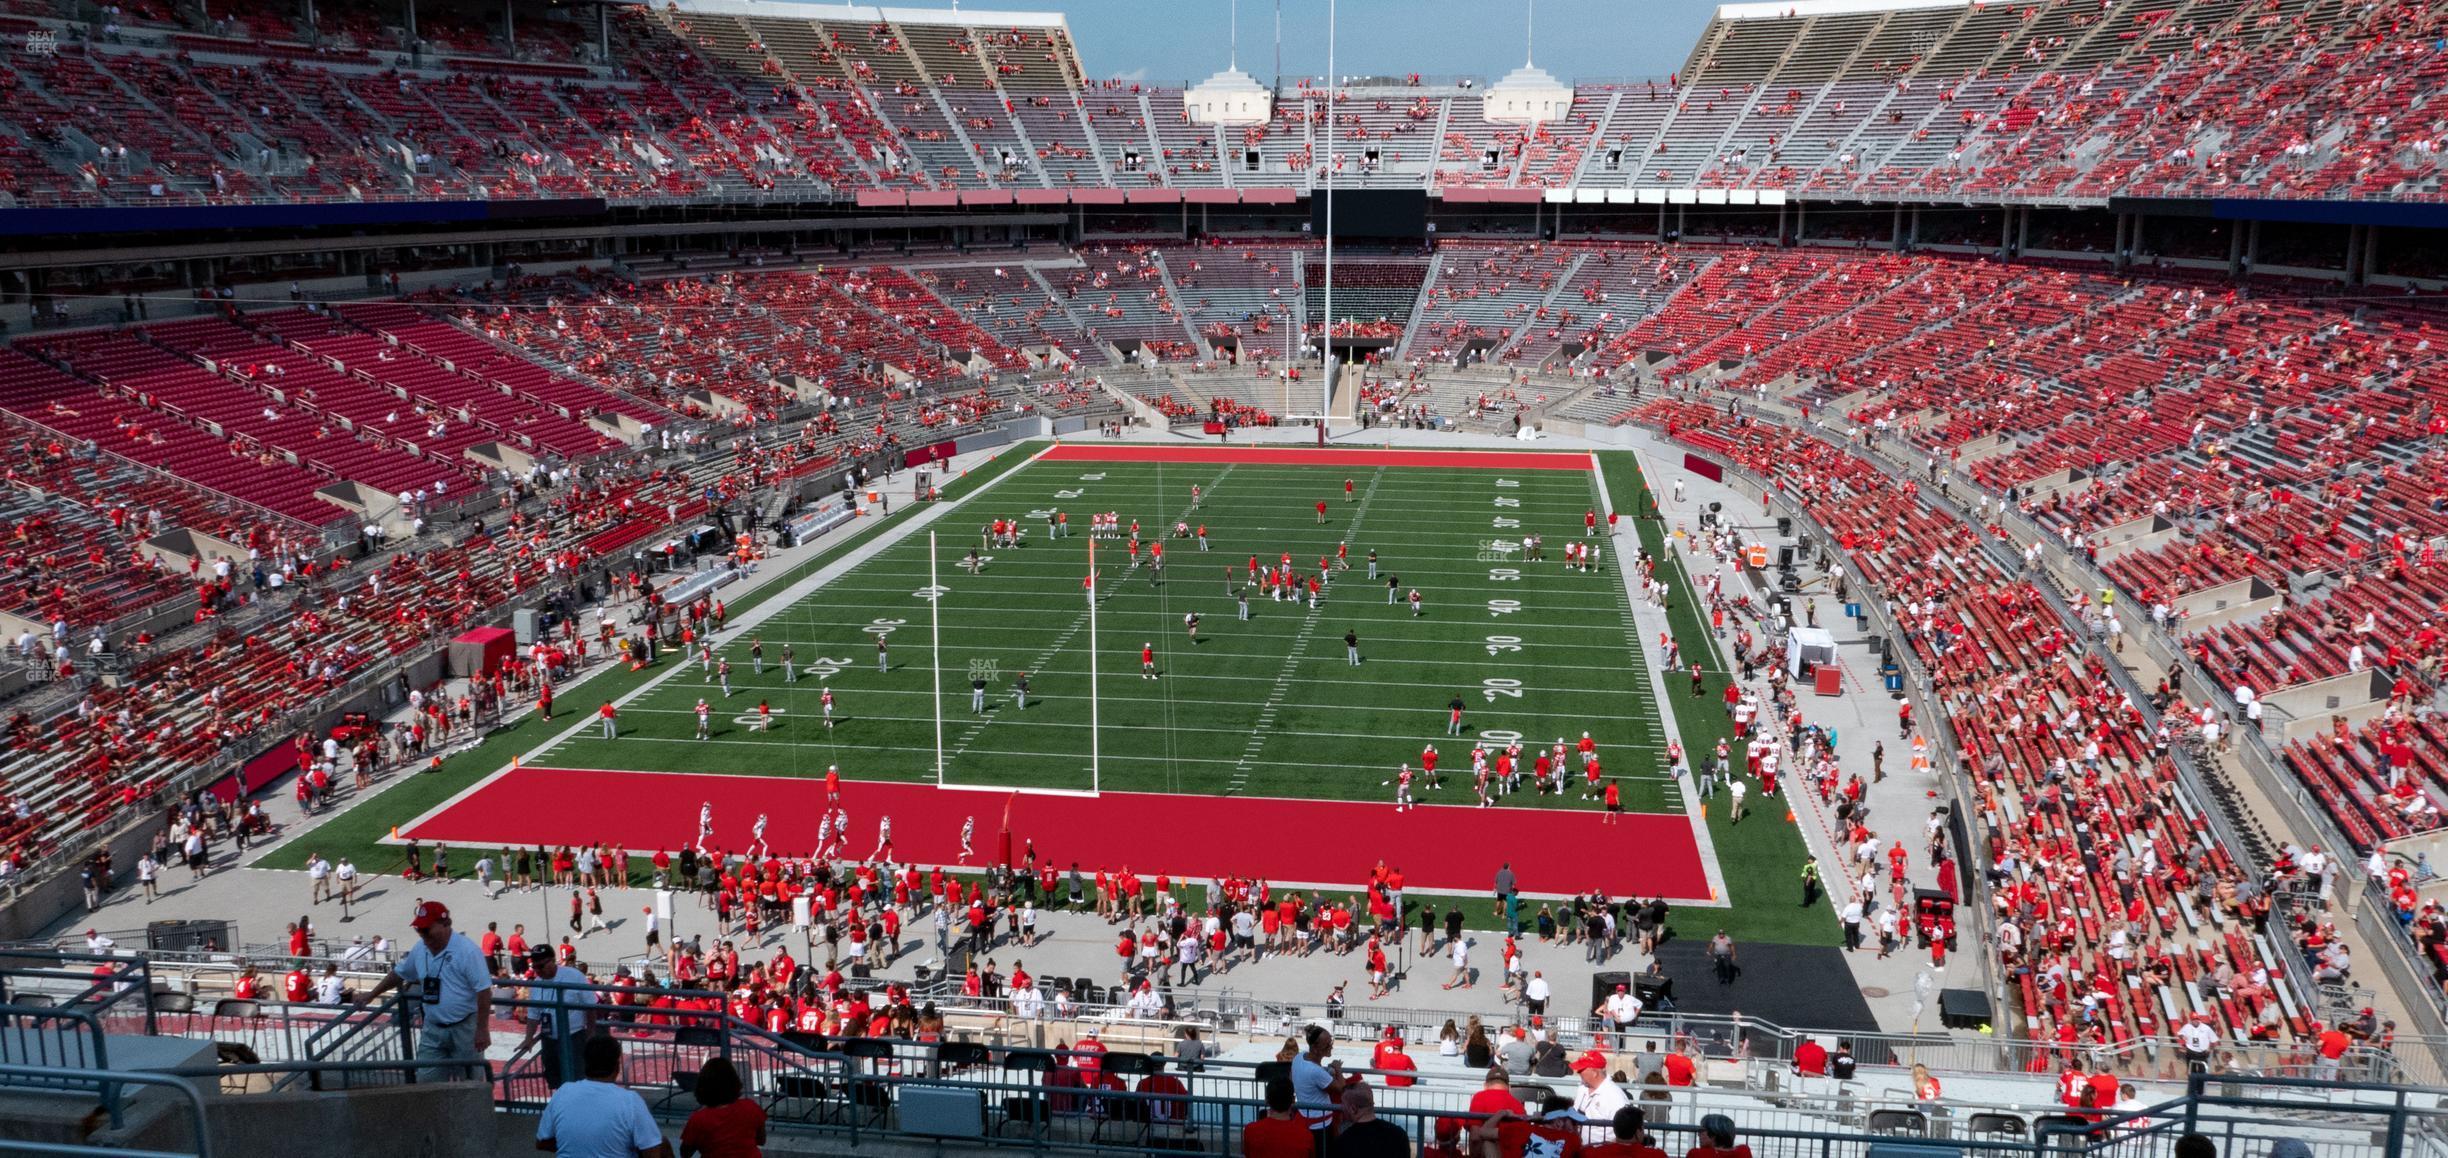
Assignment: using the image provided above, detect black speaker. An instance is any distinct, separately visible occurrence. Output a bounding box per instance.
[1777,516,1793,537]
[1591,970,1632,1009]
[1937,988,1992,1030]
[1633,974,1674,1008]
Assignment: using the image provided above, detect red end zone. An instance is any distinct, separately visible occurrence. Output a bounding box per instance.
[403,768,1710,901]
[1040,444,1591,471]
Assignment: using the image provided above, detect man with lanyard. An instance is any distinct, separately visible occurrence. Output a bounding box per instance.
[518,943,599,1089]
[1595,983,1641,1050]
[2177,1012,2217,1073]
[358,901,492,1082]
[1571,1049,1634,1146]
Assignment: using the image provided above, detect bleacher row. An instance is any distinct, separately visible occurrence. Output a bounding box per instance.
[3,0,2444,205]
[1639,399,2324,1051]
[1556,241,2447,870]
[0,324,1085,873]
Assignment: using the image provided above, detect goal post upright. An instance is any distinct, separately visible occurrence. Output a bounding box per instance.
[1088,534,1101,796]
[930,530,944,789]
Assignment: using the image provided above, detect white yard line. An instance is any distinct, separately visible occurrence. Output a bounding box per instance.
[1229,469,1385,793]
[386,446,1049,842]
[946,465,1240,764]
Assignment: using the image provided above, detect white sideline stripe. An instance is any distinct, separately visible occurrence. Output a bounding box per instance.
[638,670,1675,712]
[685,639,1667,661]
[1610,448,1731,905]
[386,445,1049,844]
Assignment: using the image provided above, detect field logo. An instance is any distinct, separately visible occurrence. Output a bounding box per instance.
[1476,538,1520,562]
[967,658,1000,681]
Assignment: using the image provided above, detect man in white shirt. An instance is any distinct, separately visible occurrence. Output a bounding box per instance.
[307,854,331,905]
[1523,970,1551,1017]
[359,901,492,1082]
[1011,982,1044,1020]
[2177,1012,2217,1072]
[1569,1049,1632,1145]
[536,1034,669,1158]
[1595,983,1641,1049]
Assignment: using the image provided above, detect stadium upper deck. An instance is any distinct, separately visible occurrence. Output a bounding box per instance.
[0,0,2439,209]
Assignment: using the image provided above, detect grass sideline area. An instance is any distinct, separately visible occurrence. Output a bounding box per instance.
[248,445,1040,874]
[1596,450,1829,947]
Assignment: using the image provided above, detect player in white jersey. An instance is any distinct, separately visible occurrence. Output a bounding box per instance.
[871,815,894,862]
[750,813,770,858]
[695,802,714,853]
[815,812,833,860]
[821,688,836,729]
[694,699,711,739]
[959,816,976,862]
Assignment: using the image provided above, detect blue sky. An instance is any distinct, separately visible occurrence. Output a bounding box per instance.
[953,0,1723,86]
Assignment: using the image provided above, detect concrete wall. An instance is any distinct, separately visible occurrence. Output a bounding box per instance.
[1951,434,2017,467]
[208,1081,499,1158]
[2267,668,2391,742]
[2091,514,2176,564]
[2171,576,2282,636]
[141,527,248,574]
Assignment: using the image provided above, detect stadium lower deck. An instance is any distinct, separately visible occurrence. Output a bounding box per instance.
[3,0,2448,1147]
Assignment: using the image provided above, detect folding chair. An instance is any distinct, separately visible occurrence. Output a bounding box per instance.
[994,1049,1055,1137]
[1867,1108,1929,1136]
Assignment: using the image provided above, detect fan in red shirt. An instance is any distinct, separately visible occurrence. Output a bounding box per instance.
[1370,1027,1418,1086]
[1242,1078,1313,1158]
[1475,1097,1586,1157]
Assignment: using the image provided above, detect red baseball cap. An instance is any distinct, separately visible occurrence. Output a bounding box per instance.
[410,901,450,930]
[1570,1049,1610,1073]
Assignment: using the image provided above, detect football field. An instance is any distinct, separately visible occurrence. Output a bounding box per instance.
[401,445,1722,901]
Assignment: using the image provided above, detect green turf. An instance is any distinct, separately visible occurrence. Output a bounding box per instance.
[539,455,1681,814]
[1595,450,1832,948]
[248,446,1040,873]
[258,441,1825,950]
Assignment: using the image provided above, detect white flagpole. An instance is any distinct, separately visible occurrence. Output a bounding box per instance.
[1088,535,1101,794]
[930,530,944,787]
[1321,0,1335,428]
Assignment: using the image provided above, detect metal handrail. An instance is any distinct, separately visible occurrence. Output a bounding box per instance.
[0,1063,210,1158]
